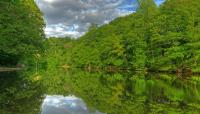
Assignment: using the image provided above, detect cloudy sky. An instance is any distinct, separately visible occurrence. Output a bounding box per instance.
[41,95,104,114]
[35,0,165,38]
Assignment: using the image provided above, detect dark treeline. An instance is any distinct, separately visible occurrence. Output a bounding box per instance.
[0,0,45,67]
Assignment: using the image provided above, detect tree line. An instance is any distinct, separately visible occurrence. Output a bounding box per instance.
[1,0,200,73]
[65,0,200,73]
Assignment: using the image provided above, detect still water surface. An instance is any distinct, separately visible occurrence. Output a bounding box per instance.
[41,95,104,114]
[1,69,200,114]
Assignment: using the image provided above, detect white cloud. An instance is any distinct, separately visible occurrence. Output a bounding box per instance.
[41,95,105,114]
[43,0,55,3]
[35,0,137,38]
[44,24,83,38]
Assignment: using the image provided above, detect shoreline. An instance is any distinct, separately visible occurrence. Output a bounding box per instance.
[0,67,22,72]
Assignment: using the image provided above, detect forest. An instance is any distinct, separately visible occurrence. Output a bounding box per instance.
[0,0,45,67]
[1,0,200,73]
[2,0,200,113]
[46,0,200,74]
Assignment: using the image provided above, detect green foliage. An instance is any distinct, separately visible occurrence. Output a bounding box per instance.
[3,0,200,113]
[0,0,45,66]
[0,71,44,114]
[147,0,200,71]
[70,12,148,70]
[2,68,200,113]
[44,37,74,70]
[60,69,200,114]
[62,0,200,72]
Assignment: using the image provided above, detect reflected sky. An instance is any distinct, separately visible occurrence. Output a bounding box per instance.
[41,95,105,114]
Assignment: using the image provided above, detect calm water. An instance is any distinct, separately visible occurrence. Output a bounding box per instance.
[1,69,200,114]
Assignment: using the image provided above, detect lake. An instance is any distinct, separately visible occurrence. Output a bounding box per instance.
[0,69,200,114]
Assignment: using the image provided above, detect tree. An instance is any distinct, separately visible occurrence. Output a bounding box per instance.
[0,0,45,66]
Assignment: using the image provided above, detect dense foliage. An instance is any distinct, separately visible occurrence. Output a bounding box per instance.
[148,0,200,72]
[0,0,45,66]
[65,0,200,72]
[44,38,74,70]
[1,0,200,72]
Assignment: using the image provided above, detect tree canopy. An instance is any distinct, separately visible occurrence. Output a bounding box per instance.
[62,0,200,72]
[0,0,45,66]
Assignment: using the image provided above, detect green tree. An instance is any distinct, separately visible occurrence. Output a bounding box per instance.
[0,0,45,66]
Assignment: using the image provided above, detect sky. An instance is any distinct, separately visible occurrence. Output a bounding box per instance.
[41,95,104,114]
[35,0,165,38]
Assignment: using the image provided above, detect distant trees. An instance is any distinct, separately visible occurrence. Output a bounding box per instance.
[44,38,74,70]
[0,0,45,66]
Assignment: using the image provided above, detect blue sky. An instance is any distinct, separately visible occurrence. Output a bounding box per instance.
[120,0,165,11]
[35,0,165,38]
[155,0,165,5]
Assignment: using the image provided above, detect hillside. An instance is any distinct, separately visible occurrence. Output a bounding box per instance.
[54,0,200,73]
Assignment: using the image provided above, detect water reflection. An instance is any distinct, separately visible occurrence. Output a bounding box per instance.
[0,71,43,114]
[1,69,200,114]
[41,95,104,114]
